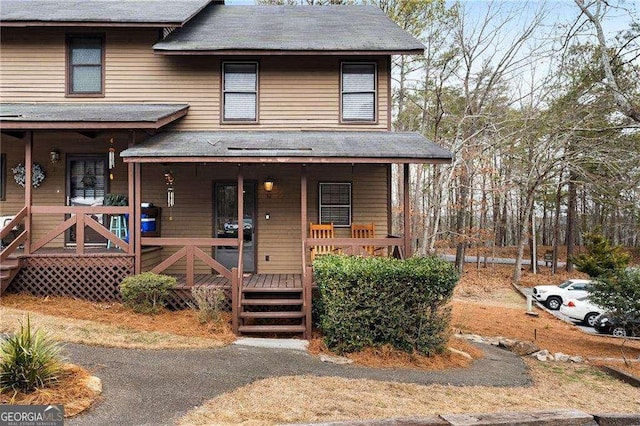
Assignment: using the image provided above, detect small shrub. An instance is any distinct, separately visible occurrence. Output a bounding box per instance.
[191,286,227,324]
[0,316,65,393]
[589,267,640,336]
[572,230,630,278]
[119,272,176,314]
[314,254,459,356]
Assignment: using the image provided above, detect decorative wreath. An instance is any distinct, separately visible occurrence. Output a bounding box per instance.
[12,163,46,188]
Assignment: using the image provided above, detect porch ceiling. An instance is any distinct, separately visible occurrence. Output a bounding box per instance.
[0,103,189,130]
[120,131,453,164]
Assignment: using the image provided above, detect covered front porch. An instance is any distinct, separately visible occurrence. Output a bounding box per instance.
[1,108,452,336]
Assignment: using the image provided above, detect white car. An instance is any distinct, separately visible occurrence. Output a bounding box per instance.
[559,297,605,327]
[532,279,593,311]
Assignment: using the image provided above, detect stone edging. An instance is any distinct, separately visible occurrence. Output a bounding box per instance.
[291,409,640,425]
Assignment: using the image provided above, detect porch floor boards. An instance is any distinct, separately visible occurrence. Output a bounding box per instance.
[173,273,303,289]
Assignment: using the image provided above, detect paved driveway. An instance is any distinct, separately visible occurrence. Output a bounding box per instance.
[66,342,530,426]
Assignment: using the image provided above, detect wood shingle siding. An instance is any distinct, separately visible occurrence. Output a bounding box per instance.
[0,28,388,131]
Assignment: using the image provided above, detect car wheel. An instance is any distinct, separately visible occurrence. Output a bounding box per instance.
[584,312,599,327]
[546,297,561,310]
[612,327,627,337]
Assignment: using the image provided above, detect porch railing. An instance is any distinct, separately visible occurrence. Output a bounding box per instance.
[141,237,242,286]
[28,205,130,254]
[0,206,28,262]
[304,237,405,260]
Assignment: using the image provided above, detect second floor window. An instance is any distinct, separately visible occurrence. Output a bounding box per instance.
[223,62,258,122]
[67,35,104,96]
[341,62,376,122]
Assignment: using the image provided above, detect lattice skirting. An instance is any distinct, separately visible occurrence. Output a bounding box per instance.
[10,256,134,302]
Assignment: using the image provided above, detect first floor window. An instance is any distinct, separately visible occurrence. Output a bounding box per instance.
[223,62,258,122]
[67,35,104,95]
[319,182,351,226]
[341,62,376,122]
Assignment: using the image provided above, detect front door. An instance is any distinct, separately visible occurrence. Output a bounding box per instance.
[66,155,108,245]
[214,182,256,273]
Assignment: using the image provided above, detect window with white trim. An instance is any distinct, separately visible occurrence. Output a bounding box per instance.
[67,35,104,95]
[319,183,351,226]
[223,62,258,122]
[341,62,376,122]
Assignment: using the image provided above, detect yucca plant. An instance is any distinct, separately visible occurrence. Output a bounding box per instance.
[0,316,65,393]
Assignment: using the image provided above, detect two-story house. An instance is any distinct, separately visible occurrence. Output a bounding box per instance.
[0,0,452,336]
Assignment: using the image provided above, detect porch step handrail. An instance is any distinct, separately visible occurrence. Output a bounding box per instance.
[0,206,28,262]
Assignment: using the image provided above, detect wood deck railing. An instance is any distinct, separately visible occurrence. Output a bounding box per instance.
[140,237,242,287]
[0,206,28,262]
[304,237,405,259]
[28,206,130,255]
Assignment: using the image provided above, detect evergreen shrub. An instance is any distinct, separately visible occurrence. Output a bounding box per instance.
[119,272,176,314]
[313,254,459,355]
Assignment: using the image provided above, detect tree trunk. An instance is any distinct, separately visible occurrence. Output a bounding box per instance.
[566,173,577,272]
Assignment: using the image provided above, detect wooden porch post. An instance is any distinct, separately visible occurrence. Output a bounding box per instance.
[403,163,412,258]
[127,132,135,255]
[134,163,142,274]
[300,165,307,277]
[237,166,243,277]
[23,132,33,254]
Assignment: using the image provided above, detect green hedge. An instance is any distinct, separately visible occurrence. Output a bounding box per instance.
[119,272,176,314]
[314,255,459,355]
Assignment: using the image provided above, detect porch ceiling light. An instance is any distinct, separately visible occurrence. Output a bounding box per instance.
[264,178,274,197]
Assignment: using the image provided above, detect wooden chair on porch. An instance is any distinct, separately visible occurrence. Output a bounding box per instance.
[351,223,381,256]
[309,222,337,261]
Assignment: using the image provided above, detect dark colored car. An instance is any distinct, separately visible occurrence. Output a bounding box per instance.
[594,313,640,337]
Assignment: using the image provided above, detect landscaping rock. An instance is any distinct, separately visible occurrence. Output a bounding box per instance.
[554,352,570,362]
[448,347,473,360]
[498,339,516,349]
[593,413,640,426]
[85,376,103,395]
[442,408,596,425]
[569,356,584,363]
[319,354,353,365]
[510,340,539,356]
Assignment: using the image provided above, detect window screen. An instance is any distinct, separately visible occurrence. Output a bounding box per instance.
[223,62,258,121]
[68,36,103,94]
[319,183,351,226]
[341,63,376,122]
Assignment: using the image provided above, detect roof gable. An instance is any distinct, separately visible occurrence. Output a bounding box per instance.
[0,0,215,27]
[154,5,425,54]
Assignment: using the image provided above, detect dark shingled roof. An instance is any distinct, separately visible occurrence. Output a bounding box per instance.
[120,131,452,164]
[0,103,189,129]
[154,5,425,54]
[0,0,213,26]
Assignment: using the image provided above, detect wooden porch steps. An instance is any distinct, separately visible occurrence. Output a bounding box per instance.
[238,324,306,333]
[238,286,306,336]
[0,256,23,296]
[240,311,305,319]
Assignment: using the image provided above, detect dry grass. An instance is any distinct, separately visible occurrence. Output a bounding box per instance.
[0,294,235,349]
[178,359,639,425]
[0,364,100,417]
